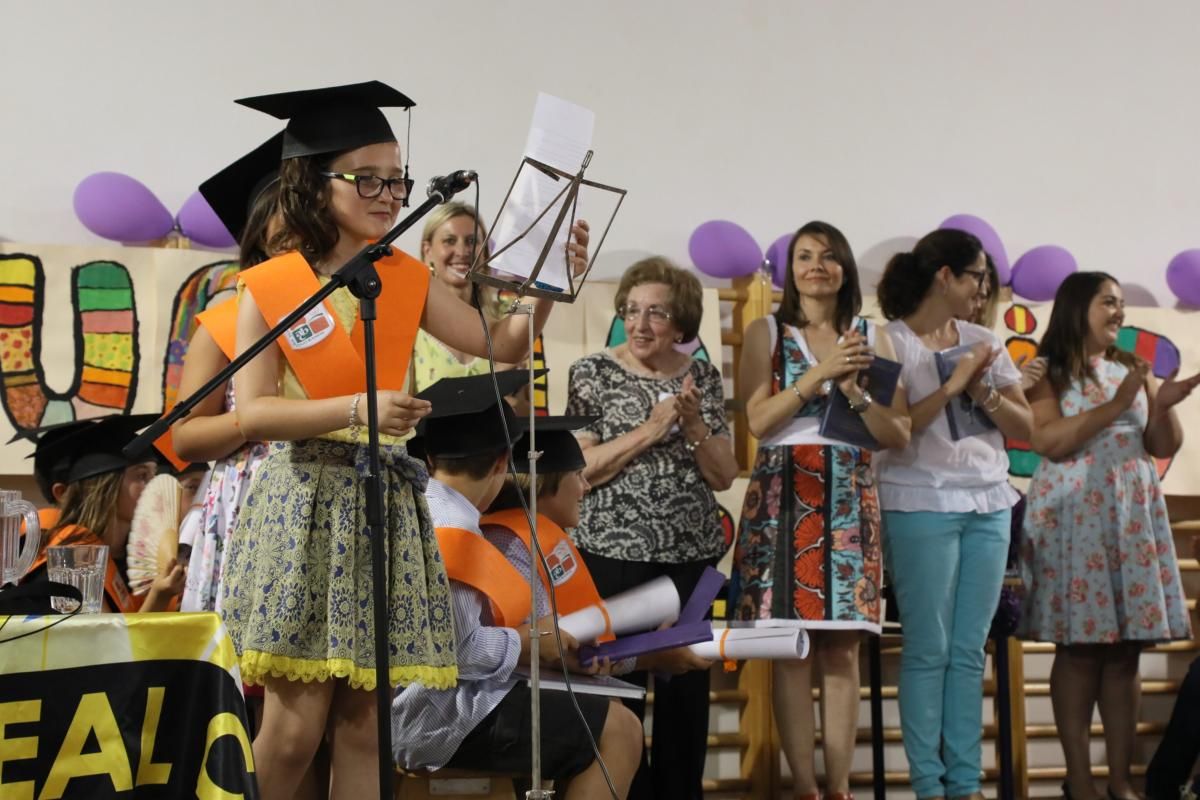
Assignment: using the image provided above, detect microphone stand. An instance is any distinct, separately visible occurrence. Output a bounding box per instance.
[469,151,625,799]
[126,177,473,800]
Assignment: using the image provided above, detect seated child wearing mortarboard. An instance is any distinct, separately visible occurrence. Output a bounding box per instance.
[18,414,185,613]
[391,372,646,799]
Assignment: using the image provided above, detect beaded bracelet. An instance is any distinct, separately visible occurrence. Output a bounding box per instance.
[348,392,363,438]
[685,427,713,454]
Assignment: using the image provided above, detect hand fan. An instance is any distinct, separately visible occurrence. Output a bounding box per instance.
[127,474,183,595]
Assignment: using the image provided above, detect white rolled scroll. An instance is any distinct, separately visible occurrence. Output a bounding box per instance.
[689,627,810,661]
[557,575,680,642]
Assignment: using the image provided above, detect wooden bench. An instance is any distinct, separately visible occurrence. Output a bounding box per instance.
[395,768,517,799]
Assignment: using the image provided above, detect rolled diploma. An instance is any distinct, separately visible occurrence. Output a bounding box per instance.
[689,628,810,661]
[558,575,680,642]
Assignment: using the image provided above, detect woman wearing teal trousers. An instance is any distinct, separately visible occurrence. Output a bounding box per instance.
[873,229,1033,800]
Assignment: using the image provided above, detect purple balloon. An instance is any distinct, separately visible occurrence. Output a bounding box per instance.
[688,220,761,279]
[177,191,236,248]
[765,233,793,288]
[939,214,1011,285]
[1010,245,1077,301]
[73,172,174,242]
[1166,249,1200,306]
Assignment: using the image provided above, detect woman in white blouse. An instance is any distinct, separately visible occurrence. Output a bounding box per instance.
[873,229,1032,800]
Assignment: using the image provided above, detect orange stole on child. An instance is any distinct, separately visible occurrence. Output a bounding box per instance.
[195,297,239,361]
[435,527,532,627]
[453,509,613,642]
[240,247,430,398]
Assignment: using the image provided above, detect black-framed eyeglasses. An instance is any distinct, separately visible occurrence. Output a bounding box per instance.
[962,268,988,288]
[321,172,414,205]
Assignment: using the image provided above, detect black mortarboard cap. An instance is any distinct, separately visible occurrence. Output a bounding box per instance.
[235,80,414,160]
[198,132,282,244]
[414,370,544,460]
[13,419,95,502]
[511,416,597,473]
[27,414,160,487]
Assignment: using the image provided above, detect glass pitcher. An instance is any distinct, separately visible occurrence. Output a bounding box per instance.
[1,490,42,586]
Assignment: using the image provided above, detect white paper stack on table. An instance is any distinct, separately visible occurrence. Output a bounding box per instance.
[513,667,646,700]
[690,627,810,661]
[556,575,680,643]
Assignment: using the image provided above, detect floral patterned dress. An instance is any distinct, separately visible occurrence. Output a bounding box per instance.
[179,382,269,613]
[728,317,882,631]
[219,282,457,692]
[1019,357,1192,644]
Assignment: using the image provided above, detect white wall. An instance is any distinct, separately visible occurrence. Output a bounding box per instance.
[4,0,1200,305]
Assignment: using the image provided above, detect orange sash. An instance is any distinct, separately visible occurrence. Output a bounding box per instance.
[196,297,239,361]
[240,247,430,399]
[153,298,241,472]
[479,509,614,642]
[435,527,531,627]
[27,522,141,613]
[38,507,60,530]
[152,428,189,473]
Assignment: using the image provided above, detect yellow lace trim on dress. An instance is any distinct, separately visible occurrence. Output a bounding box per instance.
[239,650,457,691]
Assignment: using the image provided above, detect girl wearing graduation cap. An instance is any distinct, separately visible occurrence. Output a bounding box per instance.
[171,135,282,614]
[215,81,589,799]
[22,414,184,613]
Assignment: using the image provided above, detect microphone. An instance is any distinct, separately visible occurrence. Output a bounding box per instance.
[426,170,477,202]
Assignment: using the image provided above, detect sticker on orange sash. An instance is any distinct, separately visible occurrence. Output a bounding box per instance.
[283,304,337,350]
[545,539,578,586]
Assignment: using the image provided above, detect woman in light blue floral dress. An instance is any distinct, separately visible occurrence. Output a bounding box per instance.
[1021,271,1199,800]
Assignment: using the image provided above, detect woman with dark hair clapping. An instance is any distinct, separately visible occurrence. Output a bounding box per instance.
[729,221,910,800]
[1020,272,1197,800]
[874,228,1032,800]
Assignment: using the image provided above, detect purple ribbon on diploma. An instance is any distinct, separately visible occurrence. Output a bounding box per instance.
[579,566,725,664]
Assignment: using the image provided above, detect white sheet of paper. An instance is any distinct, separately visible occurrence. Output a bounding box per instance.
[512,667,646,700]
[689,628,811,661]
[557,575,679,643]
[490,93,595,290]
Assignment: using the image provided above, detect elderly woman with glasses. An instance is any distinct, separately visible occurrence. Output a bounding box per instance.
[565,256,738,800]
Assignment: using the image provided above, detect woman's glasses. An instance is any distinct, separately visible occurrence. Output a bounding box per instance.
[618,304,673,325]
[962,268,988,289]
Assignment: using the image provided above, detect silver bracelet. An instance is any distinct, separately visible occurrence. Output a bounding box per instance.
[348,392,363,437]
[983,386,1003,413]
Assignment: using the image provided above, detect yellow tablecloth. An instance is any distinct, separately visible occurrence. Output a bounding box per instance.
[0,611,257,799]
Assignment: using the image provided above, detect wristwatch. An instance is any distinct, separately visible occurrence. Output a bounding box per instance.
[848,389,874,414]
